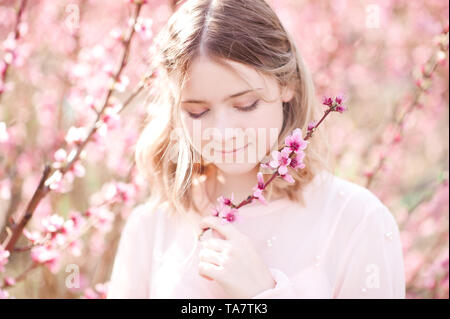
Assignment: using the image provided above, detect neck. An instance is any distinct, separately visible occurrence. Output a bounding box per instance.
[205,165,260,206]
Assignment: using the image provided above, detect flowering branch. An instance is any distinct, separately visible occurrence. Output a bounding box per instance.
[0,261,38,291]
[0,173,138,291]
[363,27,449,188]
[198,95,347,239]
[0,0,28,104]
[0,2,145,253]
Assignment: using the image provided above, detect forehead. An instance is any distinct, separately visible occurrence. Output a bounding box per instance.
[180,55,278,101]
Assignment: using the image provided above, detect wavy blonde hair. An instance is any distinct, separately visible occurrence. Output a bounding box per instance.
[135,0,334,218]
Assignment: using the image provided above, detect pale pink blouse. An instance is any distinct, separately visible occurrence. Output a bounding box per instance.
[106,170,406,299]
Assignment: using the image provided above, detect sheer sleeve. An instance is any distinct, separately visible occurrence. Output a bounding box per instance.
[107,203,157,299]
[250,268,297,299]
[250,203,406,299]
[333,203,406,298]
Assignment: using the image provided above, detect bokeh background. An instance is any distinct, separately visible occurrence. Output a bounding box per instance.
[0,0,448,299]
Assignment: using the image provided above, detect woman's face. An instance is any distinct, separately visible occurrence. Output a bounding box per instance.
[177,55,293,175]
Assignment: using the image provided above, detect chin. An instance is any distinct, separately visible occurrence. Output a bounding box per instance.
[203,144,268,174]
[212,161,259,176]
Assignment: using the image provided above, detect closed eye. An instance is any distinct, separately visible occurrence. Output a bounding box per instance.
[235,99,260,112]
[187,109,209,119]
[186,100,260,119]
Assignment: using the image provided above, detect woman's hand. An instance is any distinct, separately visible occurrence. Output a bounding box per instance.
[198,215,276,299]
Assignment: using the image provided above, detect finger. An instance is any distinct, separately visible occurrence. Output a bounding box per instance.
[198,261,222,281]
[200,227,226,241]
[201,238,230,252]
[200,274,214,281]
[199,216,239,240]
[211,229,227,240]
[199,248,224,266]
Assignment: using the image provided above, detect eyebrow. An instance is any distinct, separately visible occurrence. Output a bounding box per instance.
[181,88,263,104]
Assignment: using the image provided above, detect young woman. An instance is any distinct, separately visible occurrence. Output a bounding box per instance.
[107,0,406,299]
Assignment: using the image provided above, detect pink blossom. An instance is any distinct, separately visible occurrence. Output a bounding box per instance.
[102,64,114,77]
[71,161,86,178]
[217,193,234,207]
[41,214,65,233]
[53,148,67,162]
[89,207,115,233]
[289,150,306,170]
[84,95,98,111]
[100,182,136,204]
[322,96,333,107]
[322,94,347,113]
[335,94,347,113]
[95,207,115,230]
[252,172,268,205]
[210,200,240,223]
[67,239,83,257]
[113,75,129,92]
[109,28,124,42]
[48,171,74,193]
[101,106,121,129]
[92,122,108,143]
[284,128,308,154]
[3,277,15,287]
[45,170,63,190]
[70,62,90,80]
[335,94,344,105]
[134,17,153,40]
[65,126,88,145]
[23,229,45,244]
[61,219,76,236]
[269,147,292,175]
[279,172,295,184]
[3,35,17,65]
[335,104,346,113]
[224,210,237,222]
[211,207,219,217]
[115,182,136,203]
[68,211,85,230]
[30,245,60,272]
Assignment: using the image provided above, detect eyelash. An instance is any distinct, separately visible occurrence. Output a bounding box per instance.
[187,100,260,119]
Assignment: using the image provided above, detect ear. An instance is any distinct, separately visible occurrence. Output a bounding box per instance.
[281,84,295,103]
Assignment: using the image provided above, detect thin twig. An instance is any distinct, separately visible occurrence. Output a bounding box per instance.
[364,31,448,188]
[1,3,144,253]
[0,0,28,104]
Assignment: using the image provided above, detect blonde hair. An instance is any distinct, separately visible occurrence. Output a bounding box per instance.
[135,0,334,218]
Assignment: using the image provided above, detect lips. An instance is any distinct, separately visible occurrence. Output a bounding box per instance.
[219,143,249,154]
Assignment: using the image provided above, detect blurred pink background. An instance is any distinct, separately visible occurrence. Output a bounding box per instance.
[0,0,448,298]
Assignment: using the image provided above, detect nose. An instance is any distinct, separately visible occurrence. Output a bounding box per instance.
[211,109,238,146]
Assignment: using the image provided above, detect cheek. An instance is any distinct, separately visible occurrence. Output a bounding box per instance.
[261,102,284,129]
[253,102,284,151]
